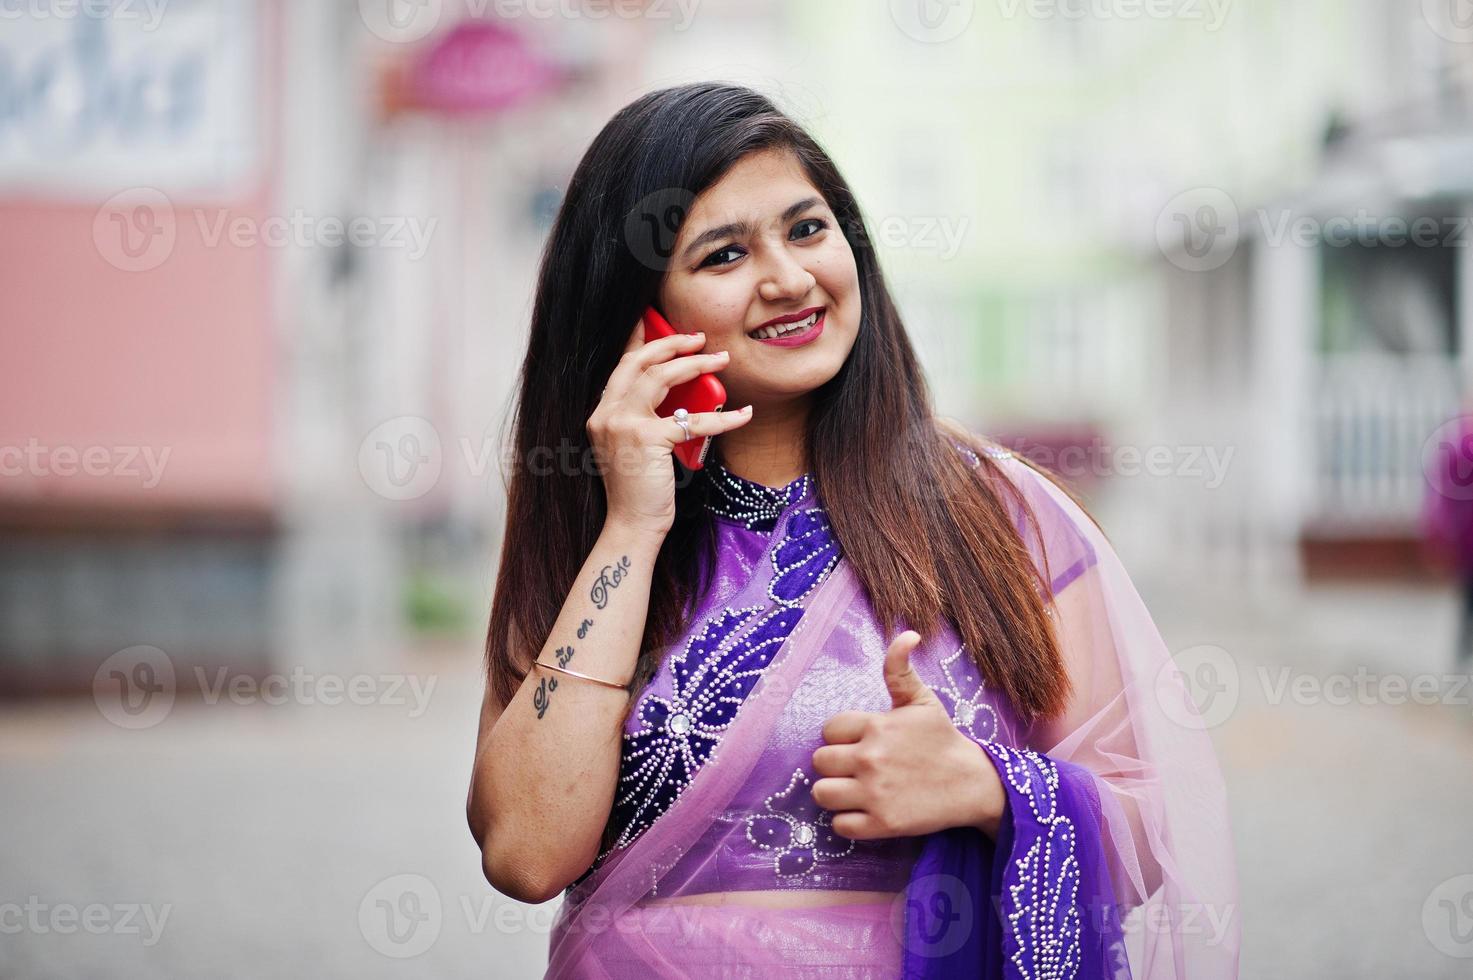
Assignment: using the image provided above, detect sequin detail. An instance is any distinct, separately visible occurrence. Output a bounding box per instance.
[980,743,1082,980]
[705,461,815,532]
[937,645,999,742]
[743,767,853,879]
[953,439,1013,468]
[608,507,841,852]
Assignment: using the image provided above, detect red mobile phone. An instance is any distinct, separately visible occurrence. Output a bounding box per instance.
[643,306,726,470]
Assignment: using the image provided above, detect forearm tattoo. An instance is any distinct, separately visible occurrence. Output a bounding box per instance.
[589,555,631,610]
[532,559,624,720]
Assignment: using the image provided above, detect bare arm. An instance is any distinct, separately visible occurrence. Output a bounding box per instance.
[467,518,664,904]
[467,318,752,904]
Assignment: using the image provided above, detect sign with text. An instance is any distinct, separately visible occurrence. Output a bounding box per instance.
[0,0,259,197]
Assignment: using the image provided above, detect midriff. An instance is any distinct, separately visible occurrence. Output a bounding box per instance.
[642,889,899,908]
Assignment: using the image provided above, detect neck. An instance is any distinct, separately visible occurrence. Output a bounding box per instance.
[715,395,811,487]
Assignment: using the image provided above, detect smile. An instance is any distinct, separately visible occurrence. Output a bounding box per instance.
[748,308,825,347]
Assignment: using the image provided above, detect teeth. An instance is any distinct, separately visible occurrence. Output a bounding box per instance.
[752,310,820,340]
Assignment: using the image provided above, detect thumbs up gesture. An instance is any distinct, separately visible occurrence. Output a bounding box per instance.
[812,630,1007,840]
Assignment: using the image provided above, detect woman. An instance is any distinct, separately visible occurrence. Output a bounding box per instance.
[467,82,1239,978]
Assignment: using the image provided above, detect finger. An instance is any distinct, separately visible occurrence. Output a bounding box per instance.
[636,351,730,409]
[820,710,874,745]
[810,776,866,812]
[830,810,882,841]
[604,330,706,403]
[647,407,752,447]
[812,743,858,778]
[883,630,937,709]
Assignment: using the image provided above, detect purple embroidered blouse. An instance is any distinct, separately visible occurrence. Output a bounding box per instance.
[598,448,1079,897]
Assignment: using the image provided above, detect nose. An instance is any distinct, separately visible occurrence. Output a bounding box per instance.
[756,245,816,304]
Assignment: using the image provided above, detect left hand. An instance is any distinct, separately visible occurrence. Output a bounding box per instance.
[812,630,1007,840]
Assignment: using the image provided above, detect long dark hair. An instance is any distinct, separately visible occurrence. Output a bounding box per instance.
[486,81,1079,730]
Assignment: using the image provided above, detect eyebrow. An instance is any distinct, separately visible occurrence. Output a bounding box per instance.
[679,196,824,263]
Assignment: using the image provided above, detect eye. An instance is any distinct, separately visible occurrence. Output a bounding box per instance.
[699,245,745,268]
[791,217,827,240]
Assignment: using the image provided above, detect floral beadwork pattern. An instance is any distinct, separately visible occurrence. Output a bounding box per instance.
[979,742,1082,980]
[744,767,854,880]
[768,508,841,607]
[705,461,815,532]
[936,645,1000,742]
[607,506,842,852]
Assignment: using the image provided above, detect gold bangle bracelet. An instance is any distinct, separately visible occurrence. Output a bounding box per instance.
[533,659,631,692]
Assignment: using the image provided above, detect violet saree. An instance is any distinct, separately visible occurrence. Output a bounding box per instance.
[545,434,1240,979]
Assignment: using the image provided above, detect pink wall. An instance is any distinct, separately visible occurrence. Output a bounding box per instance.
[0,10,279,522]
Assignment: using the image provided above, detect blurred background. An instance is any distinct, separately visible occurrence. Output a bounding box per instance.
[4,0,1473,976]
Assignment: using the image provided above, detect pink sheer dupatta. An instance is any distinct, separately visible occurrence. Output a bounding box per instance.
[995,452,1242,977]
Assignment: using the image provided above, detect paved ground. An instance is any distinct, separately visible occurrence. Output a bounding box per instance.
[3,583,1473,978]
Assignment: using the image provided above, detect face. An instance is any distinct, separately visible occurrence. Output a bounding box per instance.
[657,148,861,412]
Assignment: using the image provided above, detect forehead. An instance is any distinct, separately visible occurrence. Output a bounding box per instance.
[680,149,823,231]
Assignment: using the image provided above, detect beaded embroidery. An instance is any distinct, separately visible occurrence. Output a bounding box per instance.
[979,742,1082,980]
[607,504,842,853]
[743,767,854,879]
[704,461,815,532]
[937,645,1000,742]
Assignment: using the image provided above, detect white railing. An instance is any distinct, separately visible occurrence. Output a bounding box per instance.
[1310,353,1461,532]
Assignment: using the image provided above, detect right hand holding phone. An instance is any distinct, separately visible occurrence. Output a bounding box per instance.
[587,316,754,537]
